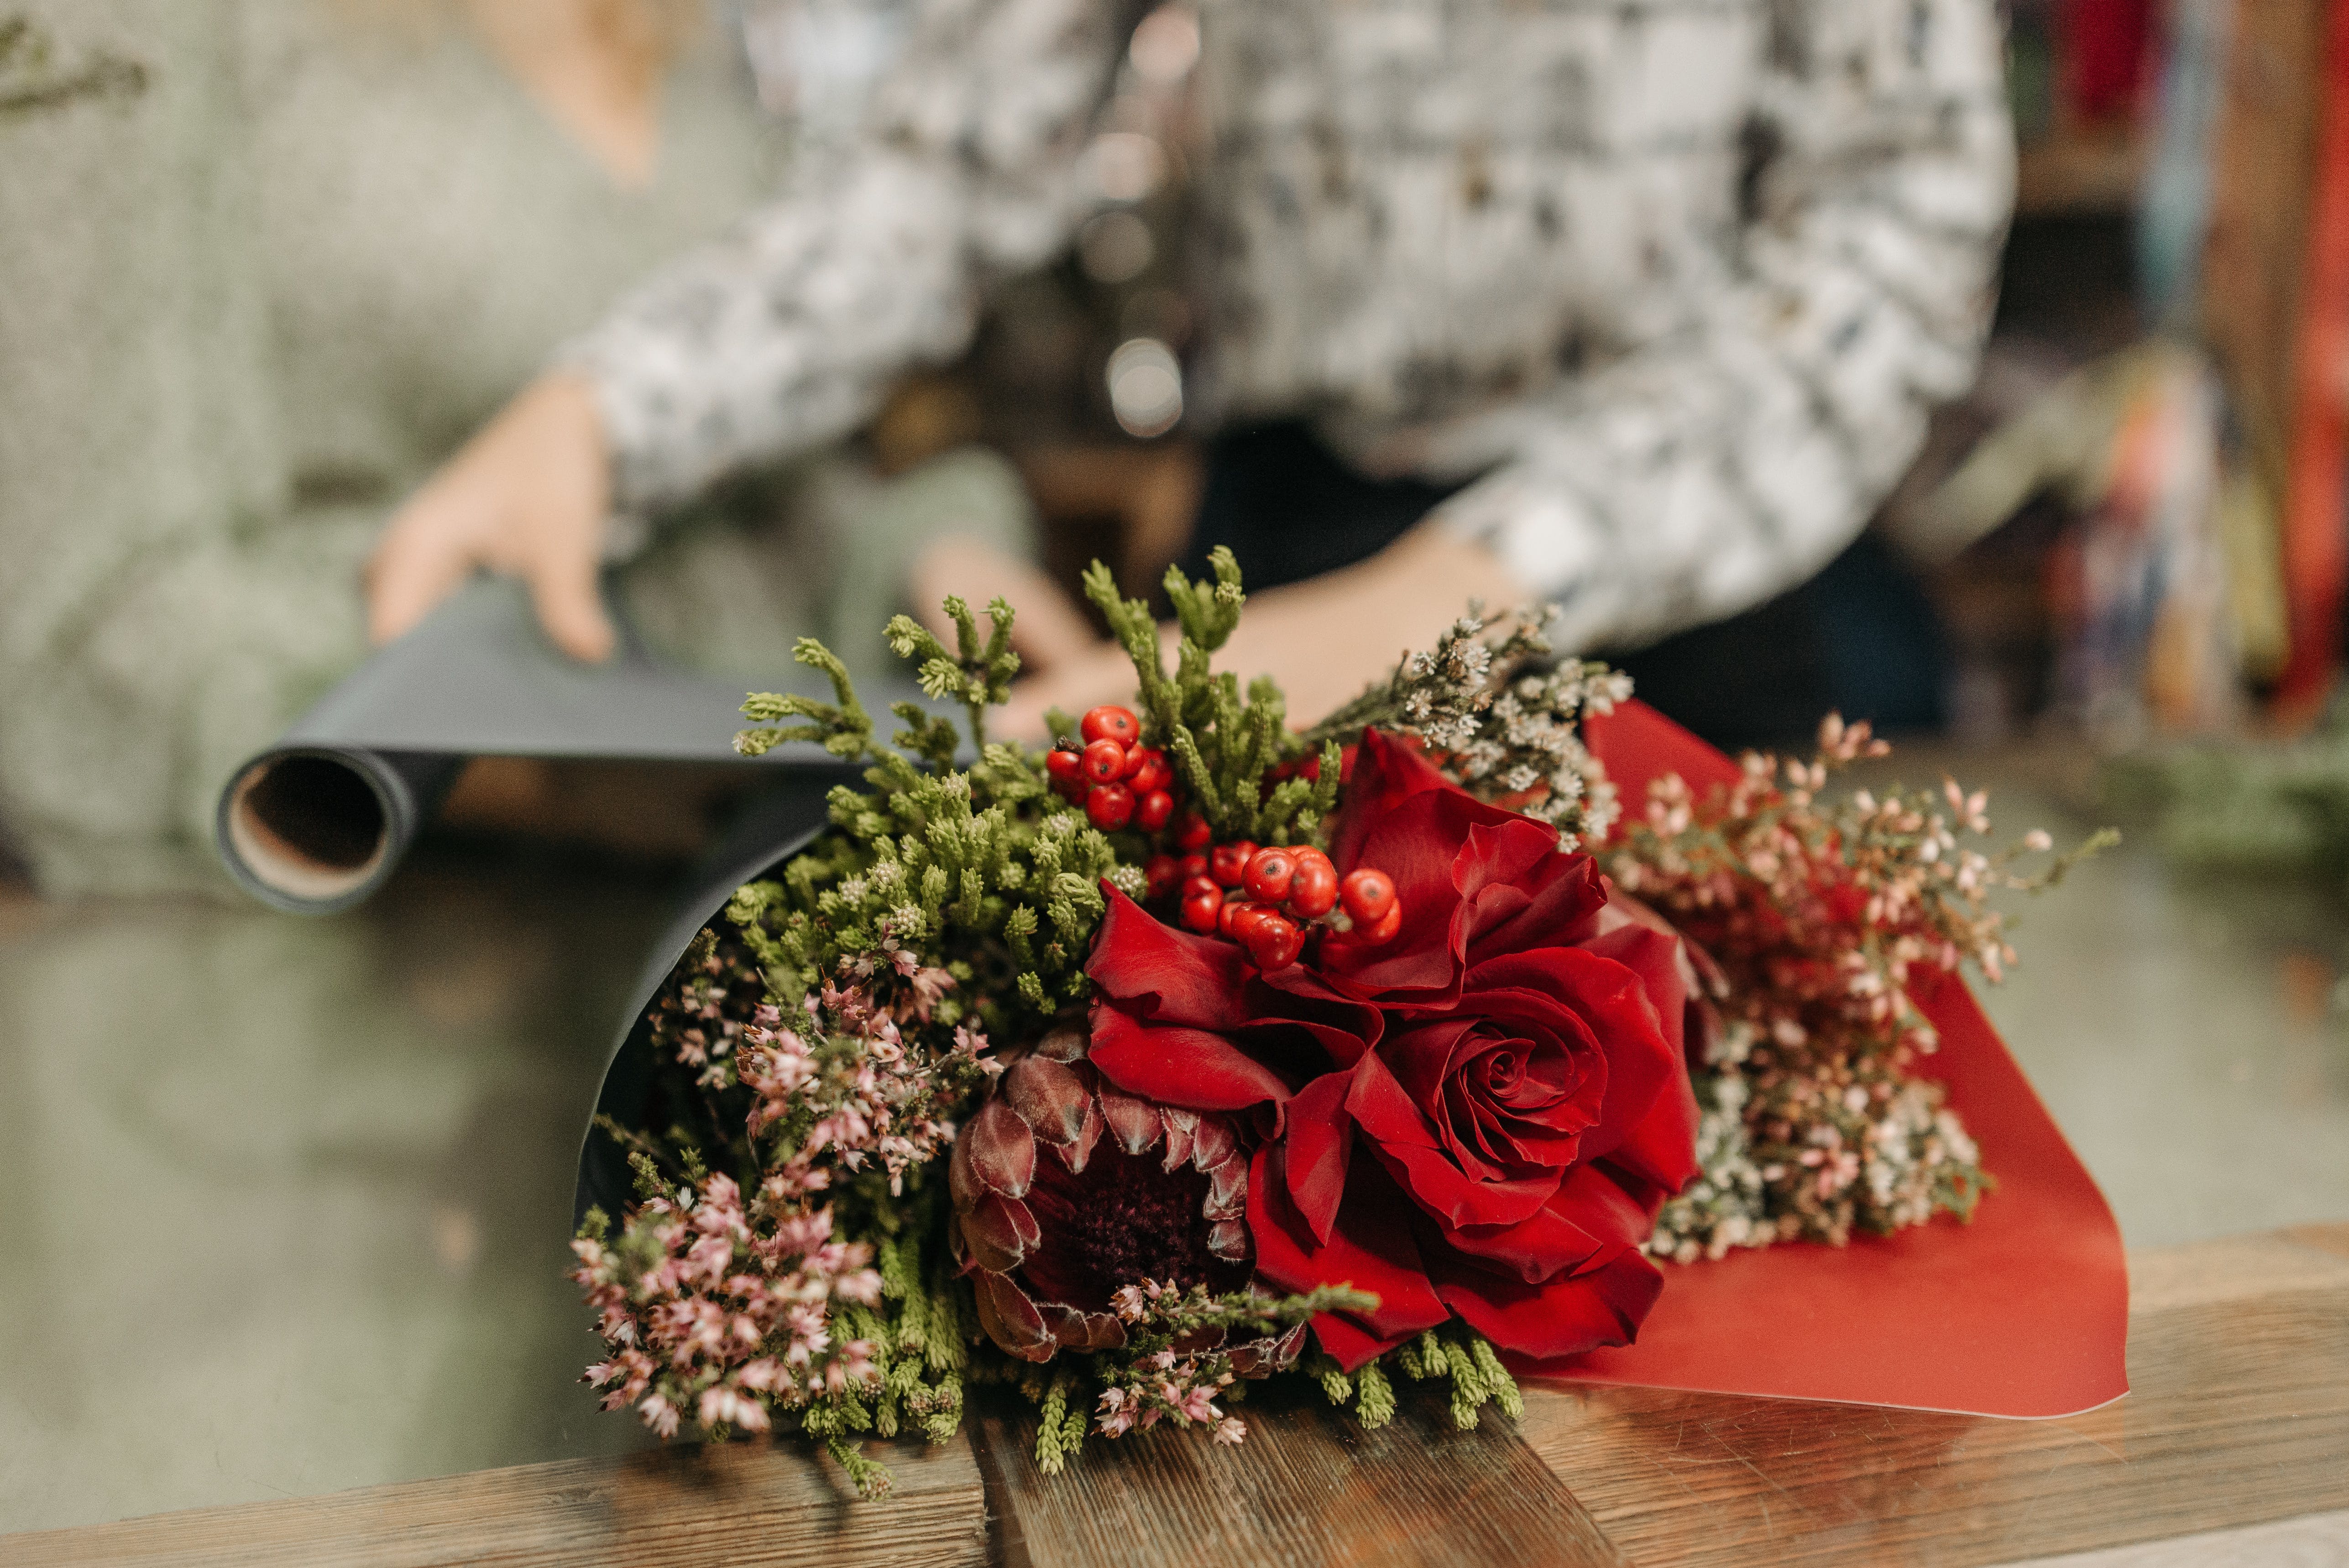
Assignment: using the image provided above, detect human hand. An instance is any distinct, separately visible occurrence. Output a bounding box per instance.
[994,524,1527,741]
[366,371,617,661]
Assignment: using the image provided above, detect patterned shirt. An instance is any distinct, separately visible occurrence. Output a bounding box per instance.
[569,0,2013,652]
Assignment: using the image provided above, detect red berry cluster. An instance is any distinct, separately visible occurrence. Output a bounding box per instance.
[1047,703,1397,971]
[1141,838,1400,972]
[1045,706,1177,833]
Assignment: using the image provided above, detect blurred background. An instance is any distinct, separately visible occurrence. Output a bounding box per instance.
[5,0,2349,1537]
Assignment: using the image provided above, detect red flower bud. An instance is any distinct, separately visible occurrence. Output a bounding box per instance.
[1339,867,1396,925]
[1180,886,1224,933]
[1284,853,1339,918]
[1080,705,1140,746]
[1242,847,1296,905]
[1086,783,1135,831]
[1081,738,1127,784]
[1209,841,1258,888]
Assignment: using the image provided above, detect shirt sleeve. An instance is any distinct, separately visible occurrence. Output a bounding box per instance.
[564,0,1122,517]
[1425,0,2015,654]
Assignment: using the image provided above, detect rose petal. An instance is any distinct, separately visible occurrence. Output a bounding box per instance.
[1278,1069,1356,1245]
[1459,838,1611,967]
[1346,1050,1561,1229]
[1470,948,1690,1189]
[1428,1245,1664,1361]
[1309,1309,1421,1372]
[1088,1012,1296,1110]
[1569,930,1702,1192]
[1435,1166,1651,1282]
[1249,1144,1448,1356]
[1325,729,1471,871]
[1086,888,1256,1029]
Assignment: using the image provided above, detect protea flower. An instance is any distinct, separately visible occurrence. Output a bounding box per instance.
[947,1024,1251,1361]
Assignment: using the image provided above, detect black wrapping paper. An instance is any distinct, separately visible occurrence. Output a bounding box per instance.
[569,780,840,1225]
[213,580,868,913]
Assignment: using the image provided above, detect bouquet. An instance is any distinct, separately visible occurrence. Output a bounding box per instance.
[568,552,2102,1494]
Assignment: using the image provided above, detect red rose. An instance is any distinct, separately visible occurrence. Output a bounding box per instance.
[1087,730,1699,1369]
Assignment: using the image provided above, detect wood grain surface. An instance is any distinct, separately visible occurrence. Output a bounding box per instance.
[977,1385,1625,1568]
[1989,1505,2349,1567]
[1517,1223,2349,1568]
[0,1432,989,1568]
[7,1226,2346,1567]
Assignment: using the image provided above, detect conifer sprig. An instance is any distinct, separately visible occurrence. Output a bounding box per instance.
[735,638,875,760]
[884,595,1020,752]
[1080,550,1335,845]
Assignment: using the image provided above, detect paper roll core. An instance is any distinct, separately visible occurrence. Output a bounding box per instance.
[225,754,390,907]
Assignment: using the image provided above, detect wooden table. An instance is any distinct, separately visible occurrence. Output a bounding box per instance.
[11,1225,2346,1568]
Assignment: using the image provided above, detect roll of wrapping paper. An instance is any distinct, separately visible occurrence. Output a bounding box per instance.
[571,700,2131,1421]
[213,579,895,914]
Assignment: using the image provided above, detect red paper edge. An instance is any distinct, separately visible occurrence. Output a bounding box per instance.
[1516,703,2130,1420]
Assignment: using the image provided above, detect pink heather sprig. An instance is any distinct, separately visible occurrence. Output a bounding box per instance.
[1081,1280,1362,1449]
[1093,1282,1248,1447]
[738,948,1001,1204]
[1615,714,2111,1254]
[571,1171,883,1441]
[1609,713,2102,1065]
[647,933,768,1092]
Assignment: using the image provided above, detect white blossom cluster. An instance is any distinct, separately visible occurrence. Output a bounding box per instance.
[1649,1063,1987,1260]
[1319,607,1630,852]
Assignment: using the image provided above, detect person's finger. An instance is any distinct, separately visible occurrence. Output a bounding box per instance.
[997,563,1098,671]
[994,683,1063,744]
[366,513,479,647]
[521,534,617,663]
[999,643,1142,741]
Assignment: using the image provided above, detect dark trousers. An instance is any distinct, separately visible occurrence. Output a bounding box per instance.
[1178,420,1945,751]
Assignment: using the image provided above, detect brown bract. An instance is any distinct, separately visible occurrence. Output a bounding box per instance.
[947,1024,1253,1362]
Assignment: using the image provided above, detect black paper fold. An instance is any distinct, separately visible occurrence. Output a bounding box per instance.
[214,580,871,913]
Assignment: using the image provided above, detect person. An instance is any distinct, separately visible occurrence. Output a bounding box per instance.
[369,0,2015,740]
[0,0,1035,894]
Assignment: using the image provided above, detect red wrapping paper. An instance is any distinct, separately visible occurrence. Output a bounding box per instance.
[1530,701,2130,1419]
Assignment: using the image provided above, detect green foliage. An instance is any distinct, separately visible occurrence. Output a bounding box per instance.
[1371,1325,1522,1431]
[1080,551,1339,845]
[884,596,1021,752]
[1304,605,1630,850]
[726,599,1136,1030]
[736,639,874,761]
